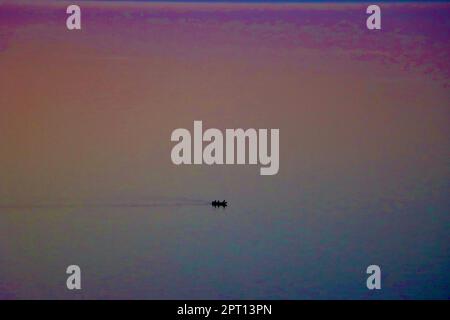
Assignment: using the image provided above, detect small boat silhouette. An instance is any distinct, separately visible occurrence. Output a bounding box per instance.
[211,200,228,208]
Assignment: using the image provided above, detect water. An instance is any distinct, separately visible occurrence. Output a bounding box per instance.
[0,190,448,299]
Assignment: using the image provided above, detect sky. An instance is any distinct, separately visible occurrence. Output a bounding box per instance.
[0,0,448,299]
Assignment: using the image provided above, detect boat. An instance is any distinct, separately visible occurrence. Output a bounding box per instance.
[211,200,227,208]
